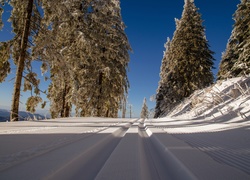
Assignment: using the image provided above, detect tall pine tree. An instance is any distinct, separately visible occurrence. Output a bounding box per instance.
[155,0,214,117]
[0,0,5,30]
[34,0,131,118]
[0,0,44,121]
[76,0,131,118]
[34,0,86,118]
[0,1,11,83]
[217,0,250,79]
[154,38,171,118]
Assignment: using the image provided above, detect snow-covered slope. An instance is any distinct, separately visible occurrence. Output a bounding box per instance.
[167,76,250,121]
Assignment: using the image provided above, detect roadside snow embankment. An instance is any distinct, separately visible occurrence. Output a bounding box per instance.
[168,76,250,121]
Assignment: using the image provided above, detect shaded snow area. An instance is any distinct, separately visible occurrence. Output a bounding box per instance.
[0,77,250,180]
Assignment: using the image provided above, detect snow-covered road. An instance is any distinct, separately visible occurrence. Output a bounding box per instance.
[0,117,250,180]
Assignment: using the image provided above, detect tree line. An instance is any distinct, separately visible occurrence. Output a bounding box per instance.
[155,0,250,118]
[0,0,131,121]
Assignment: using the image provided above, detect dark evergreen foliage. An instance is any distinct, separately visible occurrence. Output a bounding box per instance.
[218,0,250,79]
[155,0,214,117]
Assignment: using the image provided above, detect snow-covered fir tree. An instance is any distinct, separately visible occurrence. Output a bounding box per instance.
[76,0,131,117]
[0,0,44,121]
[154,38,171,118]
[0,1,11,83]
[34,0,87,118]
[0,41,11,83]
[154,0,214,117]
[217,29,238,80]
[0,0,5,30]
[217,0,250,79]
[140,98,149,119]
[33,0,131,118]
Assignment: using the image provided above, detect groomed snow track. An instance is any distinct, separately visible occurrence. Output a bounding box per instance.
[0,118,249,180]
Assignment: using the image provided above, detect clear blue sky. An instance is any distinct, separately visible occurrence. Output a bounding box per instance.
[0,0,239,117]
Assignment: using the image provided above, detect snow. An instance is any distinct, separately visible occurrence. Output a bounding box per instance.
[143,76,250,178]
[0,77,250,179]
[146,76,250,146]
[168,76,250,121]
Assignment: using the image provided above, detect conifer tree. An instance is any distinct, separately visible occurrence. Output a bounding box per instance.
[76,0,131,118]
[140,98,149,119]
[0,0,50,121]
[217,0,250,79]
[0,1,11,83]
[0,0,5,30]
[0,0,44,121]
[155,38,171,118]
[34,0,130,118]
[0,41,11,83]
[10,0,35,121]
[217,30,238,80]
[34,0,86,118]
[155,0,214,117]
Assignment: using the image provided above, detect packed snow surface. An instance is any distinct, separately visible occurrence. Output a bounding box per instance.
[0,115,249,179]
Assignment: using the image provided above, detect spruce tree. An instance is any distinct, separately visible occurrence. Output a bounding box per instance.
[170,0,214,94]
[34,0,130,118]
[0,1,11,83]
[0,41,11,83]
[155,38,171,118]
[155,0,214,117]
[232,0,250,76]
[10,0,35,121]
[76,0,131,118]
[0,0,51,121]
[0,0,44,121]
[218,0,250,79]
[34,0,85,118]
[0,0,5,30]
[140,98,149,119]
[217,30,238,80]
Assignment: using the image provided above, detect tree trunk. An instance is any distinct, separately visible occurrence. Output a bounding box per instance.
[122,97,126,118]
[129,104,132,118]
[60,84,67,117]
[97,72,103,117]
[64,102,71,117]
[61,84,71,118]
[10,0,33,121]
[105,108,109,117]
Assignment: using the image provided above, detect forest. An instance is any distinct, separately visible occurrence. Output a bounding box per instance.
[0,0,131,121]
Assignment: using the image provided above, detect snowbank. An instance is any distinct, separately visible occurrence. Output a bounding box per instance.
[168,76,250,121]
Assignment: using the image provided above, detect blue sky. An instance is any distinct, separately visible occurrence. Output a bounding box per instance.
[0,0,239,117]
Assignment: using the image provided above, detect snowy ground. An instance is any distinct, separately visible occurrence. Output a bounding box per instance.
[0,77,250,180]
[0,116,249,179]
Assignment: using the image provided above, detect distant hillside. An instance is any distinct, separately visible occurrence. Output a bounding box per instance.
[0,109,47,122]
